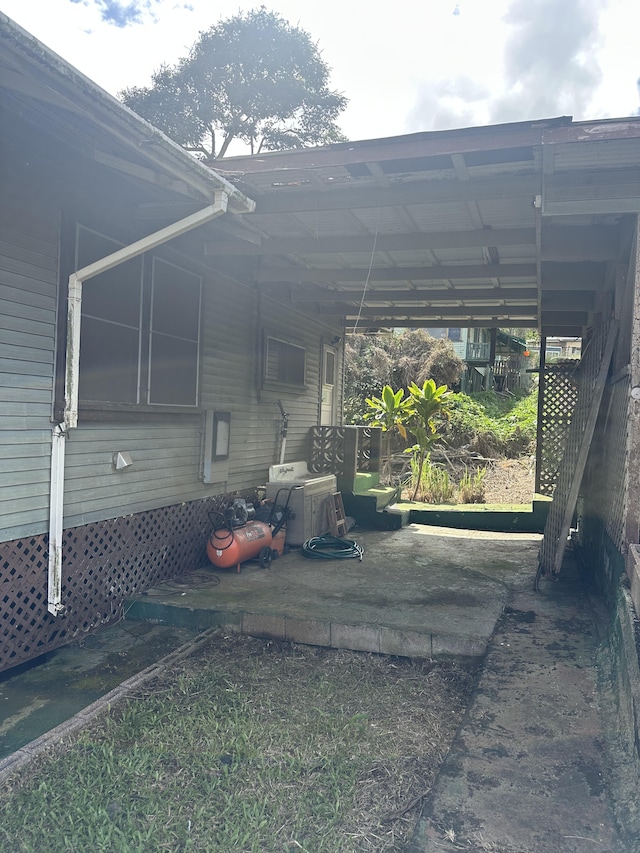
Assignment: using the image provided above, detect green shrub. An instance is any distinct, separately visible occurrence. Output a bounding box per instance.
[456,467,487,504]
[410,455,456,504]
[443,388,537,458]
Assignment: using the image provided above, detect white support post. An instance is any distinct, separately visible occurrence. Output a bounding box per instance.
[48,424,67,615]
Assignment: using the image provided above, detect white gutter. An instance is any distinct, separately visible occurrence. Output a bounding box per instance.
[48,193,230,615]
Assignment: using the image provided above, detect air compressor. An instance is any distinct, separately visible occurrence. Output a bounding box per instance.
[206,500,273,572]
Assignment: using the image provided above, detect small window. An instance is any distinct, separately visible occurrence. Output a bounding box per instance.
[447,328,462,342]
[265,337,306,386]
[324,350,336,386]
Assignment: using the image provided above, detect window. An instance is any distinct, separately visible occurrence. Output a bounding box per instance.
[323,349,336,386]
[76,225,201,408]
[447,328,462,342]
[265,336,306,386]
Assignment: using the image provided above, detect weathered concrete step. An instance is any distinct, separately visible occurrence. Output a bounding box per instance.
[125,598,486,661]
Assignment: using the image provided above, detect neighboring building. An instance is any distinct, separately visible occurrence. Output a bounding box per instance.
[527,336,582,362]
[427,328,531,392]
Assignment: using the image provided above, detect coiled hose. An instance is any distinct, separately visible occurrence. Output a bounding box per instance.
[301,535,364,561]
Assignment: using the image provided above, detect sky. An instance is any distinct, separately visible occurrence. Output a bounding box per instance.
[1,0,639,149]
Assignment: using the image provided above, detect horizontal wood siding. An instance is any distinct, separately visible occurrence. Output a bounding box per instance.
[0,181,59,541]
[0,186,343,539]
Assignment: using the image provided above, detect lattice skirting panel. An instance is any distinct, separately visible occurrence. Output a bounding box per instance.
[0,497,218,674]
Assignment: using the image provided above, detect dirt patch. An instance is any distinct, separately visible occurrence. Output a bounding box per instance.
[481,457,535,504]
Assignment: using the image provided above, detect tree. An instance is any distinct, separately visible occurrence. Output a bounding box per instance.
[120,7,348,158]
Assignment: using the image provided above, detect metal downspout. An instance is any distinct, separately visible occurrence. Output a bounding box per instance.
[47,193,229,615]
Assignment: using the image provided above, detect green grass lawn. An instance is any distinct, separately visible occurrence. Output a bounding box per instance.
[0,634,476,853]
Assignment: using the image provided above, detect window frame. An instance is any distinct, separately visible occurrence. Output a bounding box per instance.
[56,219,204,421]
[263,335,307,388]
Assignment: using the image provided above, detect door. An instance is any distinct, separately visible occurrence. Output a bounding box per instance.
[320,344,337,425]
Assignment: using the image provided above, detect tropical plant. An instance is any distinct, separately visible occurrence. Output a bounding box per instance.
[120,8,347,158]
[363,385,413,484]
[405,379,452,500]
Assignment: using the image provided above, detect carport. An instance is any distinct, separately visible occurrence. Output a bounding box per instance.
[207,119,640,847]
[210,115,640,598]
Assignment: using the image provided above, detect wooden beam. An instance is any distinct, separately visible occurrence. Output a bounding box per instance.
[345,319,540,330]
[541,224,619,262]
[342,317,540,334]
[541,261,607,290]
[541,311,589,326]
[541,291,595,311]
[253,175,540,214]
[215,122,562,173]
[543,168,640,216]
[541,325,586,336]
[257,262,538,284]
[205,227,536,256]
[292,286,539,303]
[93,151,193,197]
[331,305,538,319]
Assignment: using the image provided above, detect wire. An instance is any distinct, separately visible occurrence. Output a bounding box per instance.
[301,535,364,561]
[352,207,381,334]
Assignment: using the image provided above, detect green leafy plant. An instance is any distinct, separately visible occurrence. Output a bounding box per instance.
[444,388,537,457]
[410,454,456,504]
[364,385,413,483]
[456,467,487,504]
[405,379,452,500]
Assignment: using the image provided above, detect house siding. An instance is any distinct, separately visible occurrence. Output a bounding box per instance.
[0,180,344,539]
[0,176,59,542]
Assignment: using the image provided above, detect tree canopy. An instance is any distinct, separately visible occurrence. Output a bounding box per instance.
[120,7,348,158]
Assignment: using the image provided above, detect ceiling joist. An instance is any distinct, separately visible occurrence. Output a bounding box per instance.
[257,262,538,284]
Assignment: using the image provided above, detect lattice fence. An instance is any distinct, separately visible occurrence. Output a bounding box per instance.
[0,498,217,673]
[537,322,618,584]
[536,363,579,497]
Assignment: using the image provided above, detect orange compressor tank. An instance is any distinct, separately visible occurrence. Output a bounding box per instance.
[206,520,273,571]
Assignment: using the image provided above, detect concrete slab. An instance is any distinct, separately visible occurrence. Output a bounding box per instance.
[408,554,630,853]
[126,525,542,661]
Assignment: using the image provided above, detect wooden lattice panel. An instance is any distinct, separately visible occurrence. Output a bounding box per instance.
[0,498,216,673]
[537,322,618,585]
[537,364,579,496]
